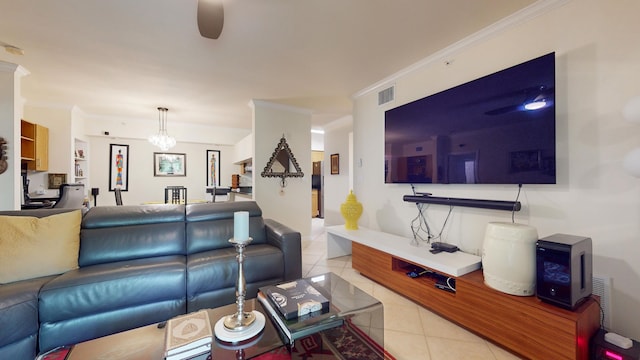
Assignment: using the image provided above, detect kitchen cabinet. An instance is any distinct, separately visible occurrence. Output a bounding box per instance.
[21,119,49,171]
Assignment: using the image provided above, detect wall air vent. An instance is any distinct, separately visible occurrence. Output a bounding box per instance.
[378,85,395,106]
[593,275,612,329]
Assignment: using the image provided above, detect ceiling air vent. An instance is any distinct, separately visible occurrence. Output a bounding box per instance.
[378,86,395,106]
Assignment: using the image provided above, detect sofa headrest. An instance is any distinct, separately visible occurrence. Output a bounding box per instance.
[185,201,266,253]
[82,204,185,228]
[185,201,262,223]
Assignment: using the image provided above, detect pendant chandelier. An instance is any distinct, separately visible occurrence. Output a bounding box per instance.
[148,107,176,151]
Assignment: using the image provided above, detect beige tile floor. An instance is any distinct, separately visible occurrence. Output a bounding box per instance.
[302,218,523,360]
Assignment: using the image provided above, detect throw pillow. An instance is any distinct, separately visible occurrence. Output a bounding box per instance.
[0,210,82,284]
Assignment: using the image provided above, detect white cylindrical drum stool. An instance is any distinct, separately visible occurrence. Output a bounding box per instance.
[482,222,538,296]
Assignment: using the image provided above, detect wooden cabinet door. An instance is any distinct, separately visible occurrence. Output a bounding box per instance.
[21,120,49,171]
[20,120,35,162]
[34,124,48,171]
[311,189,319,217]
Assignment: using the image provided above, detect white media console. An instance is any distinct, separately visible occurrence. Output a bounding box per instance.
[325,224,600,359]
[325,225,481,277]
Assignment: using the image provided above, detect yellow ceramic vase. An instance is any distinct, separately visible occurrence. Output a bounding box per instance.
[340,190,363,230]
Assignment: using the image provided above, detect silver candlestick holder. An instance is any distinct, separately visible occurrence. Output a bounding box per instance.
[214,213,266,343]
[222,236,256,331]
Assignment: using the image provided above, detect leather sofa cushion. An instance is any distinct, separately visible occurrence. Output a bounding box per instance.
[39,298,186,354]
[186,202,267,254]
[0,276,55,355]
[0,336,37,360]
[37,255,187,353]
[80,205,186,266]
[186,244,284,309]
[39,255,186,323]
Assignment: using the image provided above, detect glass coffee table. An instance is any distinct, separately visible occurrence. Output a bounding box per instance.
[41,272,386,360]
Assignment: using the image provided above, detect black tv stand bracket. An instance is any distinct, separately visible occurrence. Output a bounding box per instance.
[403,195,521,212]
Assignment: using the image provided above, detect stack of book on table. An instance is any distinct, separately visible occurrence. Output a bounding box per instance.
[164,310,212,360]
[258,277,342,344]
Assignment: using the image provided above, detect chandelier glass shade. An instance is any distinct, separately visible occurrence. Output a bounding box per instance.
[148,107,176,151]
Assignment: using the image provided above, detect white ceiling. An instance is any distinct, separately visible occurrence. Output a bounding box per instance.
[0,0,536,130]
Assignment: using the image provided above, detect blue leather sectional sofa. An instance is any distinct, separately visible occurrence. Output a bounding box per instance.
[0,201,302,359]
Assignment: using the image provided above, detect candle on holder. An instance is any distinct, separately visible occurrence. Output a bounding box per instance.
[234,211,249,241]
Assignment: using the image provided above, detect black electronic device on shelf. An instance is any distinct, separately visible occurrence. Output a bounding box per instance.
[405,266,456,292]
[435,278,456,293]
[536,234,592,310]
[430,242,459,254]
[591,329,640,360]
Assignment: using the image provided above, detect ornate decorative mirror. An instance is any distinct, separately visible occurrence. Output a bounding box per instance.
[0,137,7,175]
[261,135,304,188]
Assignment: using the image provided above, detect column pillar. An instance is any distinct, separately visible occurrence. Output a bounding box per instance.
[250,100,312,236]
[0,61,29,210]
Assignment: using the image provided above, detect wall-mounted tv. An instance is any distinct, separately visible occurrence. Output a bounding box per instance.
[385,52,556,185]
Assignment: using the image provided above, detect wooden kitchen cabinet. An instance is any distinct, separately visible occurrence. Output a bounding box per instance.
[21,119,49,171]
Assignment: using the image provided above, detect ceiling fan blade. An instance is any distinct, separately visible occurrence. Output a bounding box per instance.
[197,0,224,39]
[485,104,521,116]
[484,85,554,115]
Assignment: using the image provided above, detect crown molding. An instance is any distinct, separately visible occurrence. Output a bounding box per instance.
[0,61,30,77]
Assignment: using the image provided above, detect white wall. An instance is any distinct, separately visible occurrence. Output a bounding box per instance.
[252,100,311,236]
[84,113,249,205]
[14,100,250,209]
[352,1,640,339]
[13,108,250,206]
[323,116,353,227]
[88,135,235,206]
[311,131,324,151]
[234,133,253,163]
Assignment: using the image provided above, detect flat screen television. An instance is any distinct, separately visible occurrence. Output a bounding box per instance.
[385,52,556,185]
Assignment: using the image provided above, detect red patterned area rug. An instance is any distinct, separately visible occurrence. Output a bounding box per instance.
[254,323,395,360]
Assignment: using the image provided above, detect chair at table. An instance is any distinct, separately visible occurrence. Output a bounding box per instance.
[206,187,230,202]
[114,188,123,206]
[164,186,187,204]
[53,184,86,209]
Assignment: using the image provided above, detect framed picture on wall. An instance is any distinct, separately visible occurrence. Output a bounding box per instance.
[509,150,542,173]
[206,150,221,187]
[154,152,186,176]
[48,173,67,189]
[109,144,129,191]
[331,153,340,175]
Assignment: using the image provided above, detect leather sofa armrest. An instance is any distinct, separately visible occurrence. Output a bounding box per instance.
[264,219,302,281]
